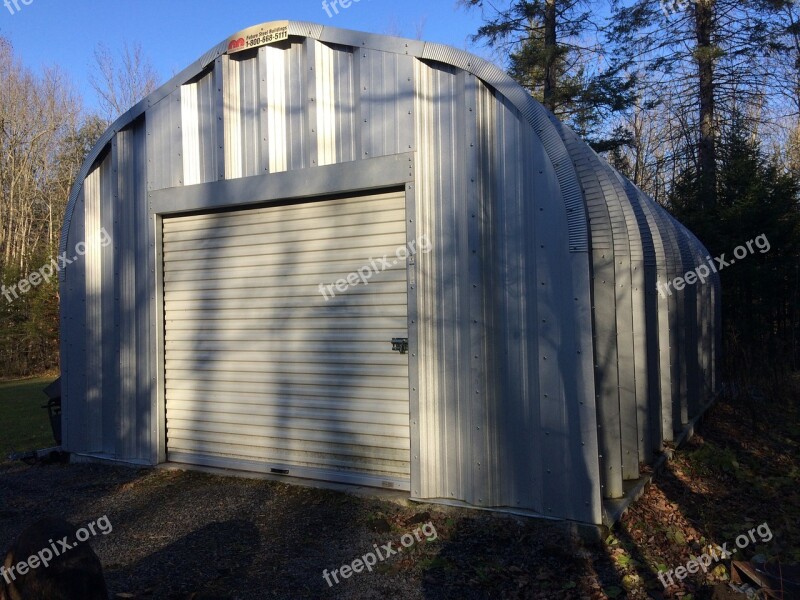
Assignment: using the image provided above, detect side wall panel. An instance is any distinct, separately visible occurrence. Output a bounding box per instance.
[84,164,104,453]
[62,187,87,452]
[413,60,599,522]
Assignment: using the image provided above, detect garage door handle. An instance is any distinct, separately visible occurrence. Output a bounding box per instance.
[391,338,408,354]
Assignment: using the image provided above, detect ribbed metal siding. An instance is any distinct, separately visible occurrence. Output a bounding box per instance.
[613,174,654,457]
[85,163,108,453]
[598,162,640,482]
[63,120,155,462]
[147,89,183,190]
[551,123,626,497]
[413,59,600,522]
[181,69,217,185]
[649,201,686,433]
[61,184,87,451]
[162,191,411,488]
[421,42,589,252]
[619,177,664,454]
[114,122,153,460]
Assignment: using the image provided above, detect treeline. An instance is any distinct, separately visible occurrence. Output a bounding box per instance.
[464,0,800,379]
[0,38,156,377]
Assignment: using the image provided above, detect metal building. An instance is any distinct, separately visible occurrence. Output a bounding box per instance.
[59,21,719,525]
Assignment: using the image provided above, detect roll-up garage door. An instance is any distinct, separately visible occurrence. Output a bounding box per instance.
[162,190,410,490]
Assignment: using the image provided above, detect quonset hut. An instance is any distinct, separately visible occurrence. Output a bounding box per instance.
[59,21,720,525]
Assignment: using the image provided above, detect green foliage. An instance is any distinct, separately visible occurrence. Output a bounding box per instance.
[0,377,56,456]
[671,112,800,371]
[0,256,60,378]
[687,443,740,476]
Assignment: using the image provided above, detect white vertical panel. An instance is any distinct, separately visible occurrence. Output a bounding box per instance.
[315,41,337,166]
[413,58,443,499]
[223,56,242,179]
[263,45,287,173]
[84,166,103,452]
[181,83,201,185]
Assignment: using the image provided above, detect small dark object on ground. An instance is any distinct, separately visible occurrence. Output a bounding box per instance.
[0,517,108,600]
[40,451,70,465]
[11,449,68,466]
[41,377,62,446]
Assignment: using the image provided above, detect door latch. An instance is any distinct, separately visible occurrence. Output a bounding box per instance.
[391,338,409,354]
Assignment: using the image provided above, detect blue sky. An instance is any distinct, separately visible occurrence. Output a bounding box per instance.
[0,0,494,113]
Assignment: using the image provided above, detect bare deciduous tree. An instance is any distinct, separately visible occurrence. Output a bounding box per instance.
[0,37,82,275]
[89,41,159,123]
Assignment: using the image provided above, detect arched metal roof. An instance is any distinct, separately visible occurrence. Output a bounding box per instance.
[60,20,590,263]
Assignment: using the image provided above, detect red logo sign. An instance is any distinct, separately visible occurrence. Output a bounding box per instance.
[228,38,246,51]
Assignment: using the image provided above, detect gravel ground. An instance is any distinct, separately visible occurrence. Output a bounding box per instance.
[0,460,623,599]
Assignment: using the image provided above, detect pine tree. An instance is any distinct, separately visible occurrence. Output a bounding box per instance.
[462,0,636,148]
[672,112,800,369]
[610,0,795,209]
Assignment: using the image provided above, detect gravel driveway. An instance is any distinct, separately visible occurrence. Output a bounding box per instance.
[0,459,622,599]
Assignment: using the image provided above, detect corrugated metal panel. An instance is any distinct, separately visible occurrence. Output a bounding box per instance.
[611,172,652,461]
[146,89,183,190]
[521,102,600,520]
[596,165,640,481]
[314,41,338,166]
[413,59,599,522]
[114,131,136,459]
[414,59,462,501]
[261,44,288,173]
[649,201,686,433]
[666,211,695,423]
[682,227,715,398]
[222,55,243,179]
[289,21,325,39]
[286,41,309,172]
[531,111,587,252]
[194,69,218,184]
[180,81,201,185]
[670,217,704,416]
[360,49,414,159]
[420,43,588,252]
[307,41,359,167]
[550,124,624,496]
[555,124,613,249]
[114,121,153,461]
[84,163,104,453]
[618,176,663,455]
[219,52,264,180]
[61,185,87,451]
[99,151,116,456]
[163,191,411,489]
[180,69,218,185]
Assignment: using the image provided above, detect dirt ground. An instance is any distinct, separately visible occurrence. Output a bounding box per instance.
[1,383,798,599]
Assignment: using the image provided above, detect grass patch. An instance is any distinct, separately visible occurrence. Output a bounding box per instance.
[0,376,57,457]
